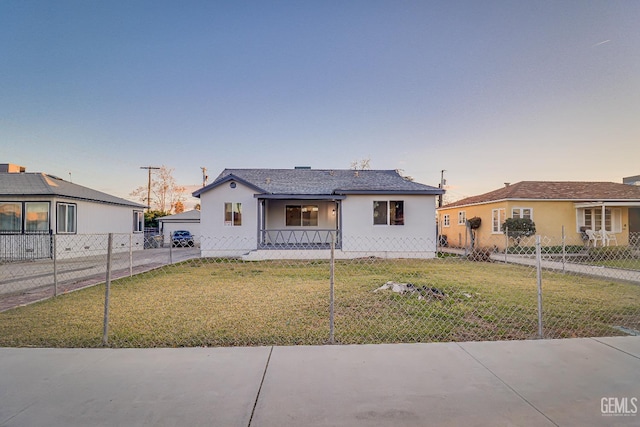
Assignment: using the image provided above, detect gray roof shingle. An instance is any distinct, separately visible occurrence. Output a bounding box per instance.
[194,169,443,197]
[0,173,146,208]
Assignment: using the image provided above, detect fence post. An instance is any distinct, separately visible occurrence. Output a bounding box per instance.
[329,233,335,344]
[504,226,509,263]
[535,235,543,339]
[169,240,173,264]
[129,233,133,277]
[52,234,58,297]
[561,225,566,272]
[102,233,113,347]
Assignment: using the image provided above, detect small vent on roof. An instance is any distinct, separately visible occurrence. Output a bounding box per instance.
[354,171,359,178]
[294,166,311,169]
[504,182,510,187]
[265,177,271,184]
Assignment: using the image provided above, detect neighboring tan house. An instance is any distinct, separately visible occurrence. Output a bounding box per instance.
[193,168,444,259]
[157,209,201,246]
[437,181,640,250]
[0,164,147,261]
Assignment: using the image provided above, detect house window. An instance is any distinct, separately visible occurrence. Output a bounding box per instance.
[458,211,466,225]
[443,214,450,227]
[286,205,317,227]
[512,208,532,220]
[225,203,242,226]
[57,203,77,234]
[583,208,621,232]
[134,211,144,232]
[25,202,49,232]
[0,202,22,232]
[373,201,404,226]
[492,208,506,233]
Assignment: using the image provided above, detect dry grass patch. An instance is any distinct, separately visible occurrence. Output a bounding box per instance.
[1,258,639,347]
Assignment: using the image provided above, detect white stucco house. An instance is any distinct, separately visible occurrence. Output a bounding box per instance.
[157,209,201,246]
[0,164,147,261]
[192,168,444,259]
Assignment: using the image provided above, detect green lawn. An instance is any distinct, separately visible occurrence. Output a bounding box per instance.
[1,258,639,348]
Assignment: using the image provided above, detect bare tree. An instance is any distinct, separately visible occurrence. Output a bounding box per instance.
[130,165,186,213]
[350,158,371,170]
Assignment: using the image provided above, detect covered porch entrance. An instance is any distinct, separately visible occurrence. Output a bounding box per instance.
[575,202,640,247]
[256,196,343,250]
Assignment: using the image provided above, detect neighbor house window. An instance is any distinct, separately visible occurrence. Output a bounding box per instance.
[582,208,621,232]
[0,202,22,232]
[286,205,318,226]
[134,211,144,232]
[458,211,466,225]
[373,201,404,225]
[225,203,242,226]
[25,202,49,232]
[492,208,506,233]
[512,208,532,220]
[57,203,77,234]
[443,214,450,227]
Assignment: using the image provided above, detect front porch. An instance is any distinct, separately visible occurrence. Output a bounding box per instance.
[575,202,640,247]
[256,196,343,250]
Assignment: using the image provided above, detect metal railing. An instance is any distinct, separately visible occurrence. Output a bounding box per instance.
[258,228,341,249]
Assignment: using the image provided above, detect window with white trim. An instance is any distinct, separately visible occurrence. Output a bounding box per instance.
[512,208,532,220]
[133,211,144,232]
[373,201,404,225]
[443,214,450,227]
[492,208,506,233]
[225,203,242,226]
[581,208,621,232]
[56,203,76,234]
[458,211,466,225]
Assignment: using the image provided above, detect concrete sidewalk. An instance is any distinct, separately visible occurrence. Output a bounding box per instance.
[1,338,639,426]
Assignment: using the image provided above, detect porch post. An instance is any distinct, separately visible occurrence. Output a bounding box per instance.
[601,204,607,246]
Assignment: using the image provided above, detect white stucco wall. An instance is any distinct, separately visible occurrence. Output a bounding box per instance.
[54,198,145,258]
[340,194,438,256]
[199,181,259,255]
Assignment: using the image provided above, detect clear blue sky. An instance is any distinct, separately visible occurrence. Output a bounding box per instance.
[1,0,638,206]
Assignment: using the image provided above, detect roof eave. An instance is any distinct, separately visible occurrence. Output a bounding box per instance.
[193,174,266,197]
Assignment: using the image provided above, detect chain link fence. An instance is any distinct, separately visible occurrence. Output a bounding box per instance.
[1,230,639,347]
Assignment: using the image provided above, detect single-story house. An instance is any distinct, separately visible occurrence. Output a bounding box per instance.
[0,164,147,261]
[437,180,640,250]
[157,209,201,246]
[193,168,444,259]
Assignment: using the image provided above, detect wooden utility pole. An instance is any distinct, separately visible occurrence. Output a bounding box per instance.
[140,166,160,210]
[200,167,208,187]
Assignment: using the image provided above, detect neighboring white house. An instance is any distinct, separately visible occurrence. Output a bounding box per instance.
[157,209,201,246]
[192,168,444,259]
[0,164,147,261]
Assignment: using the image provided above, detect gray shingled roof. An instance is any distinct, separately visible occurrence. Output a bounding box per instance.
[0,173,146,208]
[193,169,443,197]
[442,181,640,208]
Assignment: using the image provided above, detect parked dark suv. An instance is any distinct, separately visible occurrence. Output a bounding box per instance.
[171,230,194,247]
